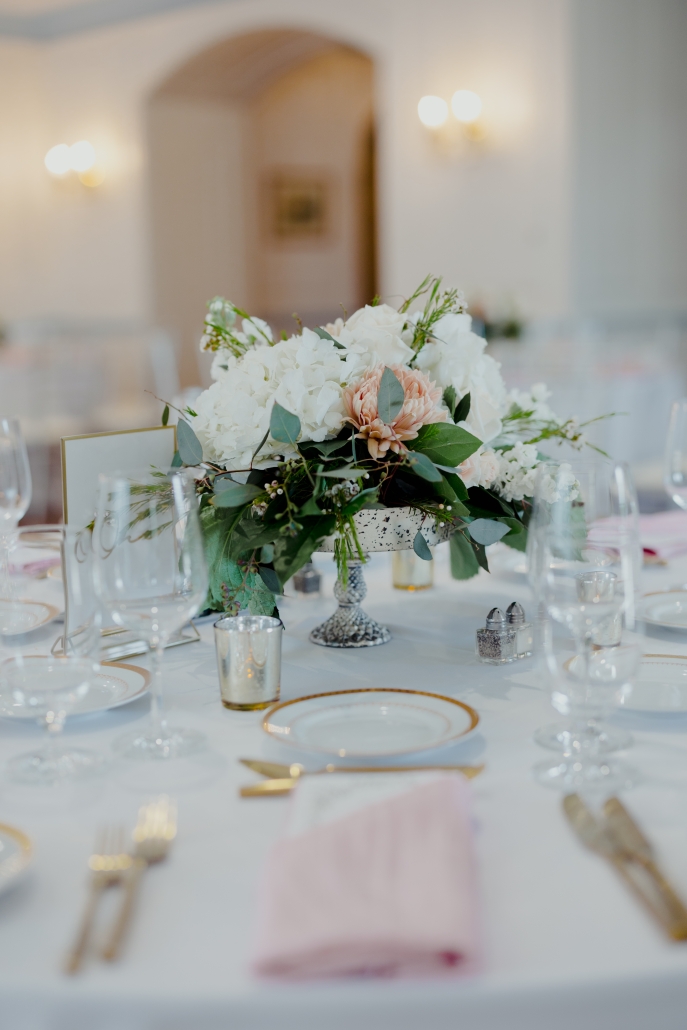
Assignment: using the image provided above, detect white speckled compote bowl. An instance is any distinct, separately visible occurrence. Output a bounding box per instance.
[311,509,452,648]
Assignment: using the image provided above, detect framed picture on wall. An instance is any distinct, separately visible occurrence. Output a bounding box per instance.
[266,170,333,240]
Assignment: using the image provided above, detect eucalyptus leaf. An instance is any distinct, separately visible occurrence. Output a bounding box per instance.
[176,419,203,466]
[377,366,405,424]
[309,438,350,456]
[171,450,183,468]
[213,482,263,508]
[299,496,322,516]
[413,531,433,561]
[258,565,282,595]
[454,391,471,423]
[270,403,301,446]
[213,475,236,492]
[313,326,346,349]
[407,422,481,466]
[467,518,510,546]
[261,543,274,563]
[406,451,442,482]
[317,466,367,479]
[442,386,457,416]
[449,532,480,580]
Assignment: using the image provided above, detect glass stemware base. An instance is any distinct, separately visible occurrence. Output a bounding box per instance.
[7,745,105,786]
[534,755,639,793]
[113,724,206,761]
[534,721,633,754]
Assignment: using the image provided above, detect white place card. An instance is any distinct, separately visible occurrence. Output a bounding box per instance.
[61,425,177,529]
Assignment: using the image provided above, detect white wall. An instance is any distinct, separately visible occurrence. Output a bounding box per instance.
[0,0,574,353]
[148,97,247,386]
[573,0,687,318]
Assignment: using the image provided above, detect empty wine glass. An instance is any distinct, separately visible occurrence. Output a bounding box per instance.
[0,527,102,785]
[529,460,643,791]
[92,469,208,760]
[0,418,32,625]
[664,398,687,509]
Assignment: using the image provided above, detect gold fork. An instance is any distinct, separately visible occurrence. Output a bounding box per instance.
[101,796,177,962]
[65,826,132,974]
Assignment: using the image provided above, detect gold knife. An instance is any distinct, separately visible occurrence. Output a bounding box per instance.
[603,797,687,938]
[563,794,687,940]
[239,759,484,798]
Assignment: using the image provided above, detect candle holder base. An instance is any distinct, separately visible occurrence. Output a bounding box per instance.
[310,558,390,648]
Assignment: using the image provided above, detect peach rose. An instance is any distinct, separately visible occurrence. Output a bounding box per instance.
[343,364,446,460]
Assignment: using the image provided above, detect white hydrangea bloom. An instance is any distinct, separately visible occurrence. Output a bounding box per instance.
[414,313,507,444]
[192,328,367,468]
[492,442,540,502]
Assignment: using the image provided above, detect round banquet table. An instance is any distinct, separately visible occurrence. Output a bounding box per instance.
[1,545,687,1030]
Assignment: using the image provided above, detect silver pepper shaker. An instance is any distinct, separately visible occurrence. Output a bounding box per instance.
[506,601,533,658]
[292,561,321,597]
[476,607,517,665]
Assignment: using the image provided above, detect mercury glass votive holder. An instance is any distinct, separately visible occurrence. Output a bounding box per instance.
[392,549,434,591]
[214,615,282,711]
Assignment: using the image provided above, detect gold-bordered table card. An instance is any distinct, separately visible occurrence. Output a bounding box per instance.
[61,425,176,530]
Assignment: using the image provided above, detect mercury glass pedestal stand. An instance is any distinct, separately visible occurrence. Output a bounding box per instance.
[310,556,390,648]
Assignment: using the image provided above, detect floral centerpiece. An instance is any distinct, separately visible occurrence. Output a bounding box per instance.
[167,275,599,621]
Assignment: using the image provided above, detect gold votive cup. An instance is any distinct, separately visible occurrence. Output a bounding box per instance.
[392,549,434,591]
[214,615,282,710]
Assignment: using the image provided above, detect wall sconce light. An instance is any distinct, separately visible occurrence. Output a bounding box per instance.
[418,89,487,144]
[417,95,449,129]
[44,141,105,187]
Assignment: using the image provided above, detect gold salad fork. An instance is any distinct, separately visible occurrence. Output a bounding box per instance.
[65,825,132,974]
[102,795,177,962]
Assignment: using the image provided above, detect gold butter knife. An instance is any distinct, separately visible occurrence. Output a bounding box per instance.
[239,759,484,798]
[563,794,687,941]
[603,797,687,939]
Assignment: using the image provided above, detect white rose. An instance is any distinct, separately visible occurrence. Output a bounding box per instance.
[343,304,415,367]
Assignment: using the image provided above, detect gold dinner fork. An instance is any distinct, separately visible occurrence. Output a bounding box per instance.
[101,795,177,962]
[65,825,132,975]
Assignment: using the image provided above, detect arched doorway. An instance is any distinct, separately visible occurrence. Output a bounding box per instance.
[148,29,377,387]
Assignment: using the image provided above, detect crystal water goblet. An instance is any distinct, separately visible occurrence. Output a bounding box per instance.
[92,469,208,760]
[0,417,32,626]
[529,460,643,791]
[664,398,687,509]
[0,527,102,785]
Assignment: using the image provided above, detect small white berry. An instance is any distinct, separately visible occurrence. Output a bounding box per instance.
[447,505,452,511]
[277,488,283,495]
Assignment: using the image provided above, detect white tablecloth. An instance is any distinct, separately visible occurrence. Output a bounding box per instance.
[2,547,687,1030]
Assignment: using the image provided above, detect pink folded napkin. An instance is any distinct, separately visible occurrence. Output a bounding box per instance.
[639,511,687,560]
[252,772,481,979]
[9,546,60,578]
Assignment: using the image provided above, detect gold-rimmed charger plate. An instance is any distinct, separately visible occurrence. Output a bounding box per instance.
[262,688,479,759]
[0,598,61,637]
[0,661,151,718]
[620,654,687,713]
[639,590,687,630]
[0,824,32,896]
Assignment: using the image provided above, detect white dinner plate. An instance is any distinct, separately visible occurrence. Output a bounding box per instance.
[0,824,32,896]
[262,688,479,758]
[639,591,687,630]
[620,654,687,713]
[0,599,61,636]
[0,661,150,718]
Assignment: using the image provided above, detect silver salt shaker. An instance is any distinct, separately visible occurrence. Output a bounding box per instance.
[506,601,533,658]
[476,608,517,665]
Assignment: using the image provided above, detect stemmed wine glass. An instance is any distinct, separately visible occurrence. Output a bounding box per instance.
[664,399,687,509]
[0,527,103,785]
[0,417,32,627]
[528,460,643,792]
[92,469,208,760]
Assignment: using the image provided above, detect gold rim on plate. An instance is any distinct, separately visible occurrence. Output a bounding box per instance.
[0,823,33,884]
[262,687,480,754]
[0,599,61,634]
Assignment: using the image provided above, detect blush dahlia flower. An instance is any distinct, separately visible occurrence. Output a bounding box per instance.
[343,364,446,460]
